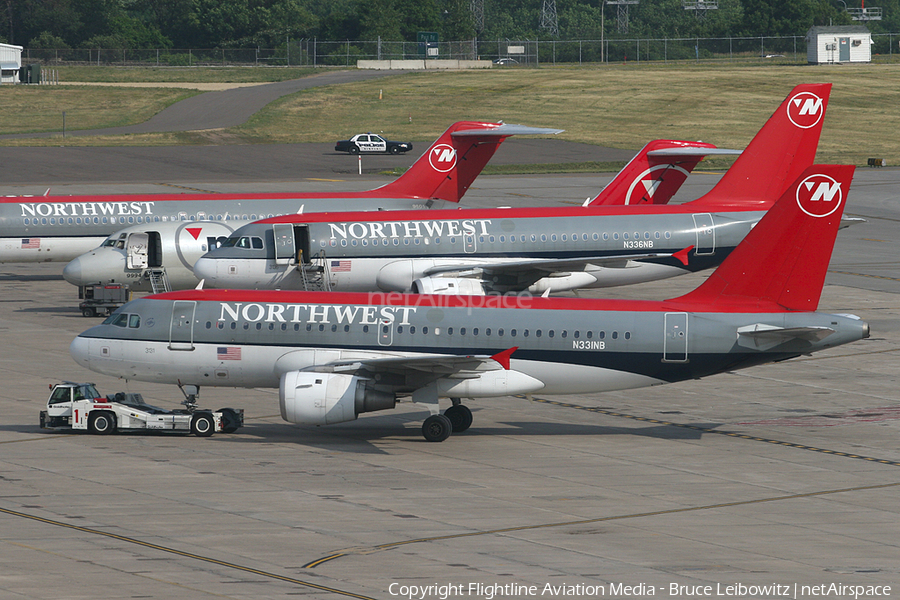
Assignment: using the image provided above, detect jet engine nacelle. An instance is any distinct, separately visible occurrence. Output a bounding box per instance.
[412,277,487,295]
[279,372,396,425]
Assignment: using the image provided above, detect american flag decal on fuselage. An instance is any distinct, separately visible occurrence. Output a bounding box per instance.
[217,346,241,360]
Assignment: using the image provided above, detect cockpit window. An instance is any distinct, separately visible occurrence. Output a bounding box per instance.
[128,314,141,328]
[110,313,130,327]
[221,235,262,249]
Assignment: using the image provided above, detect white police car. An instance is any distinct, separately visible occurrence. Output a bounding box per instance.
[335,133,413,155]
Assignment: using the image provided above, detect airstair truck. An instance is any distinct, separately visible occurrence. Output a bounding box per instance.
[39,382,243,437]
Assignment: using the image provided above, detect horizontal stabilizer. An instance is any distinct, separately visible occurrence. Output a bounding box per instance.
[452,124,564,137]
[647,147,741,157]
[737,323,835,350]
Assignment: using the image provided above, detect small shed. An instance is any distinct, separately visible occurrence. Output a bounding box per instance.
[0,43,22,83]
[806,26,873,64]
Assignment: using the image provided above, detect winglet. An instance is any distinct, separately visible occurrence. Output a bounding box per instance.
[375,121,561,203]
[673,245,694,266]
[672,164,854,312]
[491,347,518,370]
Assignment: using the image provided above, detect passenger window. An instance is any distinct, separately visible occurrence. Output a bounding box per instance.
[460,327,467,335]
[498,328,504,336]
[625,331,631,340]
[612,331,618,340]
[548,330,554,338]
[422,327,429,334]
[486,328,492,336]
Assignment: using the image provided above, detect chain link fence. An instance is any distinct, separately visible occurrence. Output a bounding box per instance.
[21,33,900,67]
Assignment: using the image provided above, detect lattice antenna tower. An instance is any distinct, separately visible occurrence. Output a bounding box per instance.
[682,0,718,21]
[540,0,559,37]
[471,0,485,33]
[606,0,639,34]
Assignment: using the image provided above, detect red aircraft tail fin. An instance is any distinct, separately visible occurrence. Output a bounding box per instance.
[376,122,562,203]
[672,164,854,312]
[690,83,831,208]
[589,140,740,206]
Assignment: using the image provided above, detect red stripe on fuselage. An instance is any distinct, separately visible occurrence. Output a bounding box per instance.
[252,200,775,226]
[0,190,434,206]
[150,288,788,314]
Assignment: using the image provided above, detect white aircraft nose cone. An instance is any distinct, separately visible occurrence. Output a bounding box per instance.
[192,258,218,284]
[69,336,91,368]
[62,257,84,286]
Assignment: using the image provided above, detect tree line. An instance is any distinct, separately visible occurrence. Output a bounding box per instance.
[2,0,897,50]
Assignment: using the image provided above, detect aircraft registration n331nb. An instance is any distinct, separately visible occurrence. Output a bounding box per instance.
[1,121,563,264]
[70,164,869,442]
[63,83,830,294]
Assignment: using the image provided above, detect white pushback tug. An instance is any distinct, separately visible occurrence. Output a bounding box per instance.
[39,382,243,437]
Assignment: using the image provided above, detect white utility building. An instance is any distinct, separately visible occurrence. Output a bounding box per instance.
[806,26,873,64]
[0,43,22,83]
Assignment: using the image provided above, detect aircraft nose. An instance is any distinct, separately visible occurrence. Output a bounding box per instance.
[69,335,91,368]
[62,257,84,285]
[192,257,218,285]
[63,250,126,286]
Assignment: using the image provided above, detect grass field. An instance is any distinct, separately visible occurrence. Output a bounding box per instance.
[2,63,899,168]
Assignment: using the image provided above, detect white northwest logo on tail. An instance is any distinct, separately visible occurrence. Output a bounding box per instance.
[429,144,457,173]
[796,174,842,217]
[786,92,824,129]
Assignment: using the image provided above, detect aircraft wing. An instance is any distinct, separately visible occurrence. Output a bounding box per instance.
[736,323,835,350]
[321,352,507,376]
[305,348,518,395]
[424,246,693,289]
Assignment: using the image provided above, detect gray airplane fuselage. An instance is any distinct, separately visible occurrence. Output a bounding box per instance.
[191,206,764,294]
[1,194,444,264]
[70,290,868,396]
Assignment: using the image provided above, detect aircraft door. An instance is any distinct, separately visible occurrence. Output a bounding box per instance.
[377,314,394,346]
[273,223,296,265]
[663,312,688,362]
[148,231,162,267]
[691,213,715,256]
[126,232,150,269]
[294,225,311,264]
[168,300,196,351]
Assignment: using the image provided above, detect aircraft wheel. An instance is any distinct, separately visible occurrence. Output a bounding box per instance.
[191,413,215,437]
[217,408,240,433]
[422,414,453,442]
[88,411,116,435]
[444,405,473,433]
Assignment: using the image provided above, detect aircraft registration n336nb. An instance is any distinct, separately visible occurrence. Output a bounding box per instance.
[70,164,869,442]
[1,121,562,264]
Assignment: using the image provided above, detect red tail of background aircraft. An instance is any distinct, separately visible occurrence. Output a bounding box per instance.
[377,121,562,203]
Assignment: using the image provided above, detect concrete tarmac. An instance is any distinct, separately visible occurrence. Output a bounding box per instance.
[0,169,898,599]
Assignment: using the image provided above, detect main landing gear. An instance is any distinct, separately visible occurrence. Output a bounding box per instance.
[421,398,473,442]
